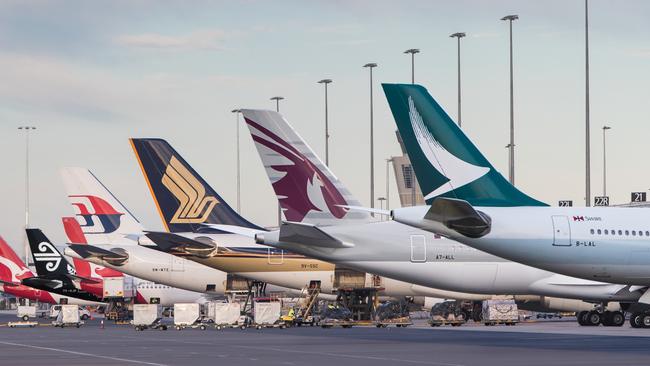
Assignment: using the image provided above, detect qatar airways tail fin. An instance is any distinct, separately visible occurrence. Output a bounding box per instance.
[241,109,372,226]
[61,167,144,245]
[382,83,546,207]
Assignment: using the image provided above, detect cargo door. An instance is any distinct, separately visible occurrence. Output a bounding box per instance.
[268,248,284,265]
[410,235,426,262]
[171,255,184,272]
[551,215,571,246]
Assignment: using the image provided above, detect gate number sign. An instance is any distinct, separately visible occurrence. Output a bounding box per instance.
[632,192,647,203]
[594,196,610,206]
[558,200,573,207]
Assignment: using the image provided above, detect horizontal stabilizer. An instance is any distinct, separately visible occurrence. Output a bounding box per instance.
[66,273,102,284]
[144,232,216,257]
[426,198,491,238]
[67,244,129,266]
[203,225,262,238]
[278,222,353,248]
[21,277,62,290]
[0,279,20,287]
[339,205,390,217]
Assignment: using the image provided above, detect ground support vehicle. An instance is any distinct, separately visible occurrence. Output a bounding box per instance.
[17,305,37,321]
[482,300,519,326]
[52,305,83,328]
[173,303,208,330]
[376,316,412,328]
[251,299,286,329]
[133,304,167,331]
[428,301,467,327]
[7,321,38,328]
[208,302,241,330]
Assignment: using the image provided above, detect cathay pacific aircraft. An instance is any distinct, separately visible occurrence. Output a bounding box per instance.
[214,108,650,327]
[382,83,650,328]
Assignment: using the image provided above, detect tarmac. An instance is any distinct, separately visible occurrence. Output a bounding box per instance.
[1,313,649,366]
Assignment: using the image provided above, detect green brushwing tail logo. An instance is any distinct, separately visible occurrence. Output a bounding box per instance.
[383,83,547,207]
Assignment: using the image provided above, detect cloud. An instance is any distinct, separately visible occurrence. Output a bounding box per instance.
[114,29,228,50]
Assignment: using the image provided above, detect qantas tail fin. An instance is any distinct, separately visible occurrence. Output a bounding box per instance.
[26,229,74,277]
[61,167,144,244]
[130,138,263,233]
[241,110,372,226]
[0,236,33,284]
[382,83,546,207]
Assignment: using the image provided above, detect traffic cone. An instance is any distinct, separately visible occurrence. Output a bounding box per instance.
[100,319,104,329]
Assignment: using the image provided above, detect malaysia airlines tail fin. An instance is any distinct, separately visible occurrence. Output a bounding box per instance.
[62,217,123,278]
[61,167,144,245]
[26,229,74,278]
[241,110,372,226]
[0,236,34,285]
[130,138,263,233]
[382,83,546,207]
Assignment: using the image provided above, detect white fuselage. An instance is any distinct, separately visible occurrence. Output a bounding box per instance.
[261,220,640,303]
[393,205,650,287]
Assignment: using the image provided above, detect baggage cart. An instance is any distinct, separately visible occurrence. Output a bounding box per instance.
[251,300,285,329]
[173,303,207,330]
[482,299,519,326]
[17,305,37,321]
[375,316,412,328]
[52,305,83,328]
[133,304,167,331]
[7,321,38,328]
[208,302,241,330]
[428,300,467,327]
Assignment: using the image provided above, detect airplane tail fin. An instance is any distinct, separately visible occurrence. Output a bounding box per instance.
[241,109,372,226]
[0,236,33,283]
[60,167,144,244]
[130,138,263,233]
[62,217,123,278]
[26,229,73,277]
[382,83,546,207]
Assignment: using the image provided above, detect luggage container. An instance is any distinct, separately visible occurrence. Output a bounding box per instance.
[374,301,412,328]
[482,299,519,326]
[133,304,167,331]
[52,305,82,328]
[252,300,285,329]
[208,302,241,330]
[17,305,36,321]
[428,300,467,327]
[173,303,207,330]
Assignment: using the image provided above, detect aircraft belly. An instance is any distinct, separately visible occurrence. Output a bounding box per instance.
[235,271,334,293]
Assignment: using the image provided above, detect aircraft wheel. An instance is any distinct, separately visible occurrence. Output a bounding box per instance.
[601,311,613,326]
[585,311,601,326]
[610,311,625,327]
[630,313,643,328]
[641,315,650,328]
[576,311,588,326]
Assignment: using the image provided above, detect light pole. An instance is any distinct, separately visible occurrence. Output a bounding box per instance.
[450,32,466,127]
[501,14,518,185]
[377,197,386,212]
[602,126,611,196]
[231,109,241,214]
[585,0,591,206]
[385,158,393,211]
[317,79,332,166]
[364,63,378,213]
[270,96,284,226]
[403,49,420,84]
[18,126,36,265]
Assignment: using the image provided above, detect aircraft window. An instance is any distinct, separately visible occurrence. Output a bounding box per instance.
[604,230,608,235]
[646,231,650,236]
[590,229,595,234]
[611,229,615,235]
[625,230,630,236]
[618,230,623,235]
[639,231,644,237]
[597,229,602,235]
[633,231,637,236]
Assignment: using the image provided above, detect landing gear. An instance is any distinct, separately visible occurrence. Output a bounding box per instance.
[577,308,624,327]
[630,312,643,328]
[601,311,625,327]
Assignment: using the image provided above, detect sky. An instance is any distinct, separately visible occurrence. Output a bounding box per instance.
[1,0,649,257]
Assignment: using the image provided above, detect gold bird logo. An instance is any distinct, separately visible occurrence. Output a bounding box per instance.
[163,156,218,223]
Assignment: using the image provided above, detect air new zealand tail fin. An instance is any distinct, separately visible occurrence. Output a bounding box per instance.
[26,229,74,277]
[382,83,546,207]
[241,109,371,226]
[130,138,264,233]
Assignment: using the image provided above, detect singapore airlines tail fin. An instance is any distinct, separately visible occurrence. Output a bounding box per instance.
[130,138,264,233]
[382,83,546,207]
[61,167,144,244]
[241,109,372,226]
